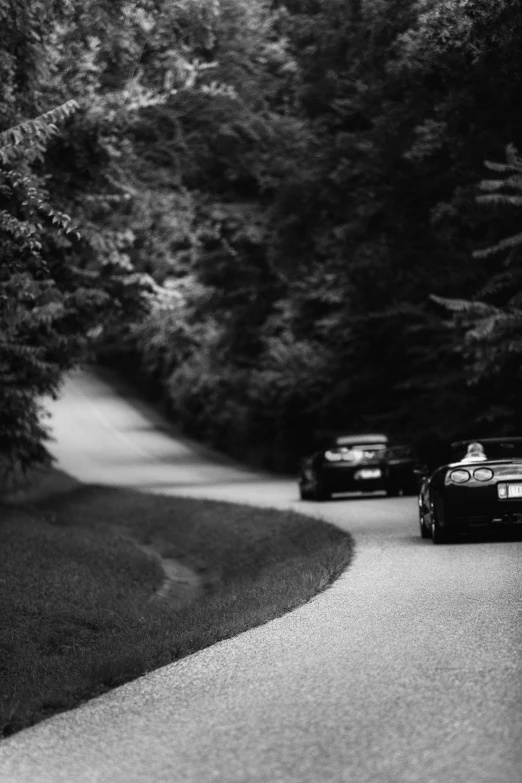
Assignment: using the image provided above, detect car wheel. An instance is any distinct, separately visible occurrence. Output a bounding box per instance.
[431,499,453,544]
[431,521,452,544]
[299,484,313,501]
[386,484,400,497]
[312,476,331,501]
[419,506,431,539]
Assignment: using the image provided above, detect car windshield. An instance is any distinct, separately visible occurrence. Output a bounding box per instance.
[450,439,522,462]
[385,446,412,459]
[328,444,386,456]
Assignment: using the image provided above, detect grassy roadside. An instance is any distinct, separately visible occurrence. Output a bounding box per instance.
[0,481,353,738]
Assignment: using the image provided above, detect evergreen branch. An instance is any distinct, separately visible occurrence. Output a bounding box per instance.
[477,269,517,298]
[476,194,522,207]
[477,178,512,191]
[472,231,522,258]
[477,174,522,193]
[429,294,500,316]
[468,310,522,342]
[467,314,511,341]
[506,142,522,167]
[483,160,521,174]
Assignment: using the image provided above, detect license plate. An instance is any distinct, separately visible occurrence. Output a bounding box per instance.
[507,484,522,498]
[355,469,382,480]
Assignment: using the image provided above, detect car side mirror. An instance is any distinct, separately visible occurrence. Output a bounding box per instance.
[413,464,429,482]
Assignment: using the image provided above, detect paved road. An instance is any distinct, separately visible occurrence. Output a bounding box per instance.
[1,370,521,783]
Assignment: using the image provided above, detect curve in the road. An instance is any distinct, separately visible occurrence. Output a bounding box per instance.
[1,369,521,783]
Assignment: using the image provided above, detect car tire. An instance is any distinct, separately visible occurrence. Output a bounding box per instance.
[299,485,309,500]
[431,521,452,544]
[313,476,331,501]
[419,507,431,539]
[431,499,453,544]
[386,484,400,497]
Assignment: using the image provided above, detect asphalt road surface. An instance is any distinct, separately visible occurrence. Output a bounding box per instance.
[1,370,521,783]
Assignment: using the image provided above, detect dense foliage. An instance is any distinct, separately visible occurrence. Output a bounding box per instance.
[434,143,522,435]
[0,0,153,470]
[3,0,522,471]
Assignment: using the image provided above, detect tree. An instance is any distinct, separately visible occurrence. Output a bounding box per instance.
[0,102,96,469]
[0,0,157,471]
[432,144,522,433]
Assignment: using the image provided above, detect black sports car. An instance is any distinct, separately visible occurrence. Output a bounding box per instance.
[417,437,522,543]
[298,433,417,501]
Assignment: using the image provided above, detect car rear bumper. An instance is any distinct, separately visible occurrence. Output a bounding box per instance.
[443,492,522,529]
[318,466,387,493]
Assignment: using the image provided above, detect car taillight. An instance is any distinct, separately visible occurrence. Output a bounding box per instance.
[473,467,494,482]
[498,483,508,499]
[324,450,342,462]
[449,469,471,484]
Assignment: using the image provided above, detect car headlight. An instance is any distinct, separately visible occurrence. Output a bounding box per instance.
[324,450,342,462]
[473,467,494,482]
[449,469,471,484]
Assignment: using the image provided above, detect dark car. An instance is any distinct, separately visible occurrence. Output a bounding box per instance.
[298,433,417,501]
[417,437,522,543]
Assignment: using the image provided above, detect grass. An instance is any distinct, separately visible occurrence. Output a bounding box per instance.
[0,482,353,738]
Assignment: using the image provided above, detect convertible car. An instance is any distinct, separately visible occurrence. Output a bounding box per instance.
[418,437,522,543]
[298,433,417,501]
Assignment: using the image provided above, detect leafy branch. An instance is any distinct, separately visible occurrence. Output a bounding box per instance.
[0,100,79,164]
